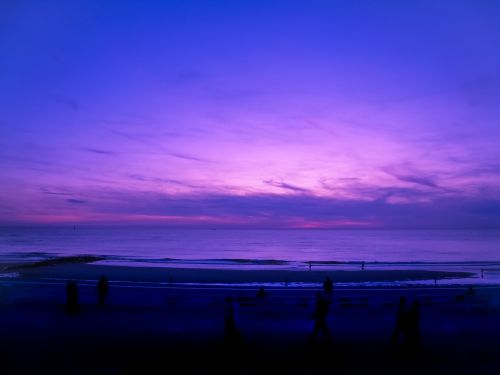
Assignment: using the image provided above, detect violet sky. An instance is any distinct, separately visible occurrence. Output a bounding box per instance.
[1,1,500,228]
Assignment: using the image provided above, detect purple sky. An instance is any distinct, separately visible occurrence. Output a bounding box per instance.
[1,1,500,228]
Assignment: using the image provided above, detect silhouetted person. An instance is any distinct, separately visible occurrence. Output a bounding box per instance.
[455,286,475,303]
[406,300,421,360]
[310,291,331,344]
[224,296,242,347]
[323,276,333,295]
[481,268,484,279]
[361,261,365,270]
[66,279,79,314]
[455,293,465,303]
[256,286,267,314]
[308,261,312,271]
[97,275,109,308]
[256,286,267,299]
[391,296,407,353]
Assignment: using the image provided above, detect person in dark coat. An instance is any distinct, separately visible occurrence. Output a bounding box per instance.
[97,275,109,308]
[310,291,331,343]
[323,277,333,294]
[406,299,421,359]
[66,279,79,314]
[224,296,242,345]
[391,296,407,353]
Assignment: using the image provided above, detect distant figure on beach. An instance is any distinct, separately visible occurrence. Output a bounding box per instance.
[224,296,242,346]
[323,276,333,295]
[455,286,475,303]
[256,286,267,299]
[256,286,268,314]
[97,275,109,308]
[309,261,312,271]
[406,300,421,358]
[66,279,79,314]
[361,261,365,271]
[310,291,331,344]
[391,296,407,352]
[481,268,484,279]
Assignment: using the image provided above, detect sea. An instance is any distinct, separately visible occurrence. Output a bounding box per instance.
[1,227,500,285]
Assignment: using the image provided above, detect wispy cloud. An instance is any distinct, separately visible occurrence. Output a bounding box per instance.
[263,179,310,193]
[81,147,116,155]
[41,188,73,196]
[128,174,201,189]
[386,171,439,189]
[168,152,212,163]
[66,199,87,204]
[383,165,440,189]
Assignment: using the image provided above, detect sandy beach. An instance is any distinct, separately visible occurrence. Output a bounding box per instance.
[1,262,500,374]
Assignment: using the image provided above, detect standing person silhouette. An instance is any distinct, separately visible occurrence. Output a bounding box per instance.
[391,297,407,354]
[97,275,109,308]
[224,296,242,346]
[310,291,331,344]
[323,276,333,304]
[256,286,268,314]
[323,276,333,295]
[406,299,421,359]
[66,279,79,315]
[223,296,245,367]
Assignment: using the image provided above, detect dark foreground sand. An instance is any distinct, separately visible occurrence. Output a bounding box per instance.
[1,263,500,374]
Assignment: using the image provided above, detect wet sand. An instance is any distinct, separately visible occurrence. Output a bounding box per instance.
[12,262,475,284]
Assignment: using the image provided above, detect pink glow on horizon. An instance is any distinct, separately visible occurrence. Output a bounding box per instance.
[285,218,378,229]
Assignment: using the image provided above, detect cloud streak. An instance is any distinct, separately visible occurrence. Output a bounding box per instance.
[66,199,87,204]
[81,148,116,156]
[263,179,310,193]
[3,184,500,229]
[384,170,440,189]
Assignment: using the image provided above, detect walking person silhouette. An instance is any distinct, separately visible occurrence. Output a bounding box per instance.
[391,296,407,354]
[224,296,242,346]
[66,279,79,315]
[97,275,109,308]
[405,299,421,361]
[256,286,268,314]
[323,276,333,294]
[310,291,332,344]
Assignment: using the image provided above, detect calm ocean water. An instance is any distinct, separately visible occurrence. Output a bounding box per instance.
[1,227,500,268]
